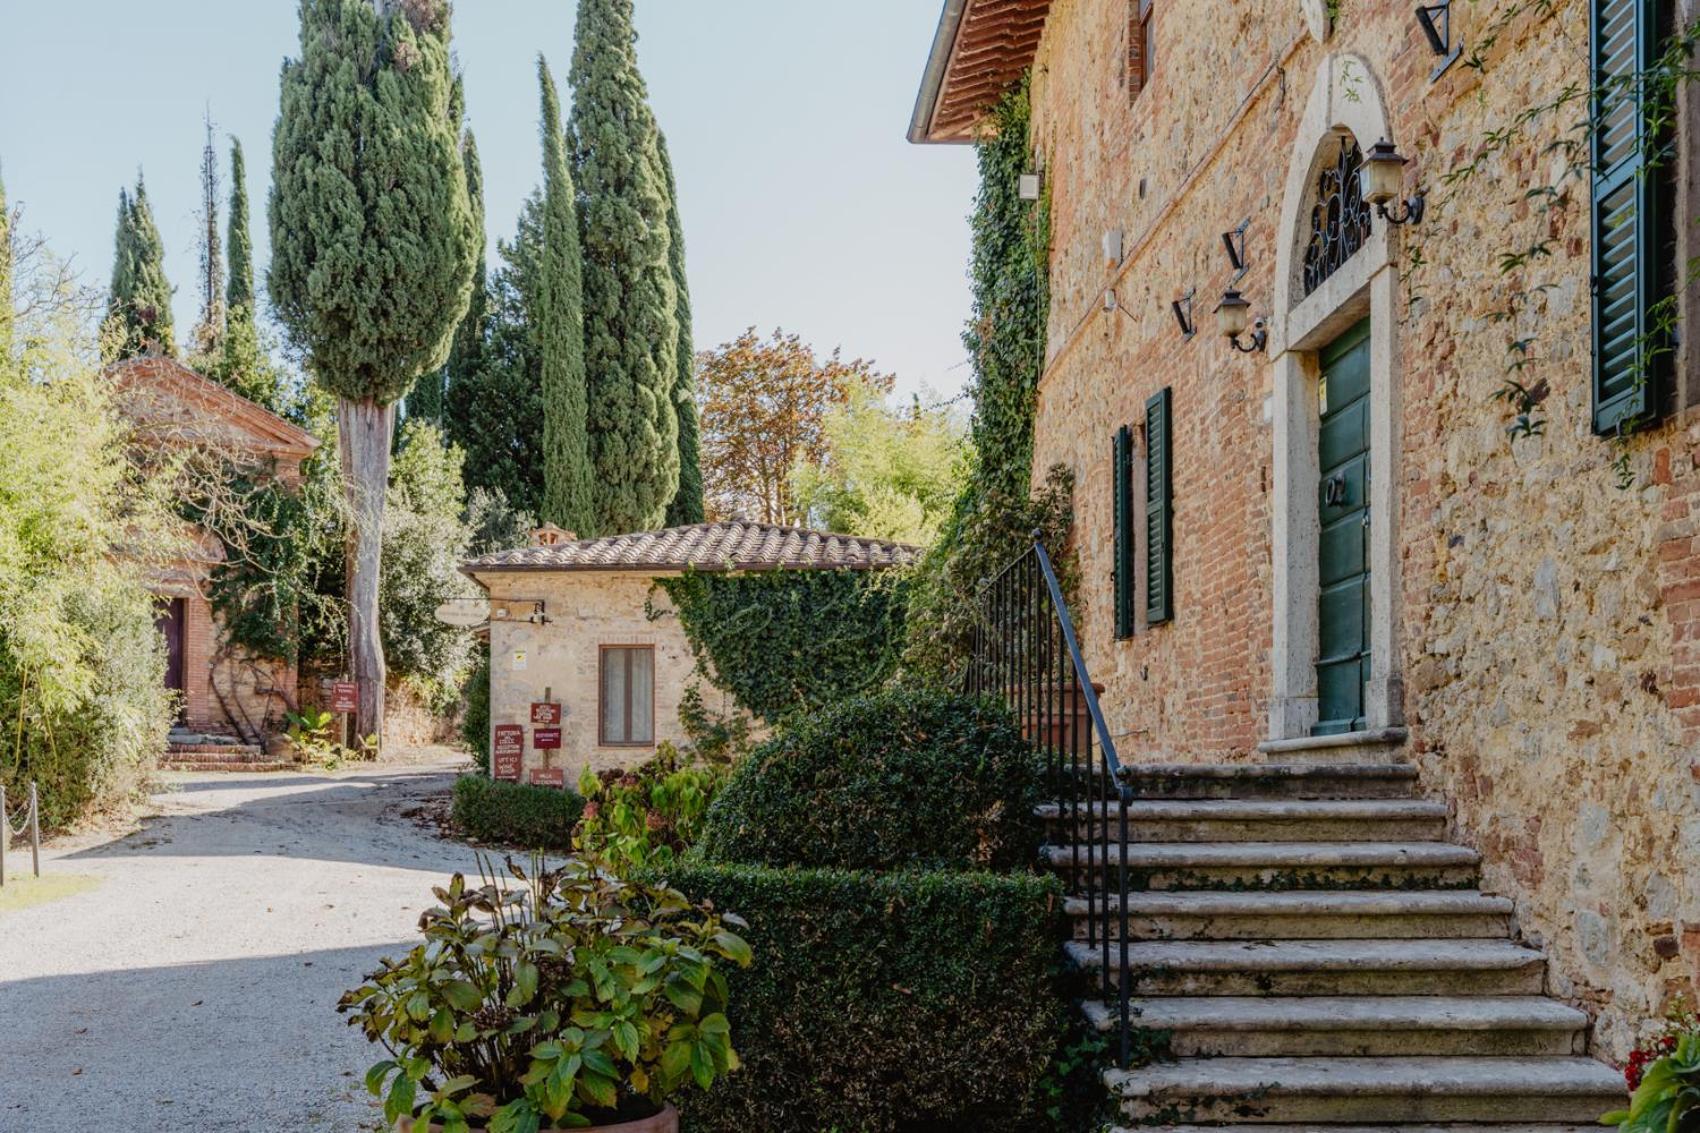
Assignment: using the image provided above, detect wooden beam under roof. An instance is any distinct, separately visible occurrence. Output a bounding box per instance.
[909,0,1054,144]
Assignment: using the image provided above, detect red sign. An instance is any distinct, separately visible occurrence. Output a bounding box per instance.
[532,727,562,750]
[330,681,358,714]
[530,702,562,725]
[492,725,524,781]
[529,767,566,789]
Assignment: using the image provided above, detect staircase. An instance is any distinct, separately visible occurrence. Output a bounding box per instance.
[162,727,295,773]
[1041,754,1626,1129]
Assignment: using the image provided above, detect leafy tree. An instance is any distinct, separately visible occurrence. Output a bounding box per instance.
[103,174,175,361]
[412,127,487,426]
[190,117,226,360]
[537,56,594,535]
[464,485,536,556]
[659,133,703,526]
[0,161,11,365]
[268,0,479,743]
[569,0,679,534]
[792,383,967,545]
[445,201,545,516]
[698,327,893,526]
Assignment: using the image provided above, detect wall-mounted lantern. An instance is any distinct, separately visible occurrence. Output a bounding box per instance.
[1172,288,1196,339]
[1216,288,1267,354]
[1221,220,1250,280]
[1360,139,1426,226]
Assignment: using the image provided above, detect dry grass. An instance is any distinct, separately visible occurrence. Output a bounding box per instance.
[0,872,100,915]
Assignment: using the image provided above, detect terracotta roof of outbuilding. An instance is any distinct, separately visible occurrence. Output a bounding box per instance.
[910,0,1054,144]
[462,521,921,576]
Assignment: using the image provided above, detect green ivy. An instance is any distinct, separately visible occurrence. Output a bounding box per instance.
[655,569,907,725]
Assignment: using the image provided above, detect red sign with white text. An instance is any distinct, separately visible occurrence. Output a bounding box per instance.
[530,702,562,725]
[492,725,524,782]
[330,681,358,714]
[532,727,562,750]
[529,767,566,789]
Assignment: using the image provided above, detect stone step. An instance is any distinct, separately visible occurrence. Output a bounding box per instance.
[161,759,295,773]
[1038,798,1450,842]
[1118,761,1420,800]
[1082,996,1587,1057]
[1256,726,1410,765]
[1119,1126,1605,1133]
[1065,938,1548,996]
[1044,840,1480,890]
[1063,889,1515,940]
[1106,1056,1624,1125]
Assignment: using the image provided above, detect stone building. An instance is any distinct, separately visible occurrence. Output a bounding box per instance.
[108,354,318,753]
[910,0,1700,1114]
[463,522,916,785]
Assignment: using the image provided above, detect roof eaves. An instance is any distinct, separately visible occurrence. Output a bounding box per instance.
[909,0,972,145]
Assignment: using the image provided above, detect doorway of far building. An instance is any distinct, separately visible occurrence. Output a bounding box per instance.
[156,597,187,722]
[1315,318,1371,735]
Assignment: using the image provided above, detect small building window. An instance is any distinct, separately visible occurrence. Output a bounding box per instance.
[599,645,655,746]
[1129,0,1155,100]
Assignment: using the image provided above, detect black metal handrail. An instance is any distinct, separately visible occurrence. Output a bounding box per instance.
[967,535,1133,1065]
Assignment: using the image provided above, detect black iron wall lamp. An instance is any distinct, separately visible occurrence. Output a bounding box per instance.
[1171,288,1197,339]
[1416,0,1463,79]
[1221,220,1250,281]
[1215,288,1267,354]
[1360,139,1425,226]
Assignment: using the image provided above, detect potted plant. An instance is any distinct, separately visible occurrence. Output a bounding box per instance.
[1603,1006,1700,1132]
[339,853,751,1132]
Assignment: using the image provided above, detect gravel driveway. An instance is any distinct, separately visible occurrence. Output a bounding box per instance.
[0,762,482,1131]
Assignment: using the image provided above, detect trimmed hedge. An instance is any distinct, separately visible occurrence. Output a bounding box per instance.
[695,686,1043,872]
[450,775,584,852]
[658,862,1063,1133]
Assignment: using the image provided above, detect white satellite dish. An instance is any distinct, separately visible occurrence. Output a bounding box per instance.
[435,598,490,628]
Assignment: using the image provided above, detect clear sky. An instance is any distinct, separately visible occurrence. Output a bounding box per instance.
[0,1,976,399]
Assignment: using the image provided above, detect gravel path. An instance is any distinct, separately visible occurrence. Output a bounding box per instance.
[0,762,483,1131]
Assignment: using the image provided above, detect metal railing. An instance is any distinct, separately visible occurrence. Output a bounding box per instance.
[967,536,1133,1065]
[0,781,42,887]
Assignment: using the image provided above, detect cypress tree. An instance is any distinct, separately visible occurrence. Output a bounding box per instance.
[190,117,226,359]
[268,0,478,743]
[537,56,594,535]
[658,132,703,526]
[217,137,277,408]
[569,0,679,534]
[0,162,12,366]
[103,174,175,361]
[412,127,485,426]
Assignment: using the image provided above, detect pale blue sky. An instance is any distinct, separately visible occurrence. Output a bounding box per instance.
[0,1,975,398]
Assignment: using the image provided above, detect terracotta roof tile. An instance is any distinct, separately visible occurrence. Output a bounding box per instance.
[462,521,921,575]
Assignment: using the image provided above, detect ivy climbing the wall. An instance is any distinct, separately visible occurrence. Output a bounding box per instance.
[905,74,1073,682]
[655,569,908,725]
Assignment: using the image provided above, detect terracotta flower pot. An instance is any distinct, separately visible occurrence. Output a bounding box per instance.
[398,1104,678,1133]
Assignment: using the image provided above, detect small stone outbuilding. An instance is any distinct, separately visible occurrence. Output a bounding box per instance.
[462,521,917,786]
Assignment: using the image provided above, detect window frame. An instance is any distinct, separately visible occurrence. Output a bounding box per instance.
[1144,387,1173,627]
[1129,0,1155,102]
[598,644,657,748]
[1113,424,1137,639]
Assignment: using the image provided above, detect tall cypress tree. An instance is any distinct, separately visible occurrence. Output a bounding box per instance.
[269,0,478,743]
[412,127,486,426]
[658,133,702,526]
[217,137,276,408]
[190,117,226,359]
[103,174,175,361]
[0,162,12,367]
[569,0,678,534]
[537,56,594,535]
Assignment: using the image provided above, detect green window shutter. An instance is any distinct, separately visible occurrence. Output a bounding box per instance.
[1113,424,1135,639]
[1590,0,1673,435]
[1144,388,1173,626]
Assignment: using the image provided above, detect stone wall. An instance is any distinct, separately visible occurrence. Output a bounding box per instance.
[1023,0,1700,1055]
[481,571,731,782]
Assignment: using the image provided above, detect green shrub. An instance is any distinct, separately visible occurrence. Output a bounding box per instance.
[657,862,1062,1133]
[696,686,1042,872]
[450,775,583,852]
[459,645,491,772]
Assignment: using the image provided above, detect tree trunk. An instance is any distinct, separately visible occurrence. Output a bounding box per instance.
[339,396,394,748]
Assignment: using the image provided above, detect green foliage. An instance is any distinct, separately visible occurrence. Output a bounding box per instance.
[696,687,1042,872]
[0,163,12,364]
[268,0,478,405]
[225,138,255,318]
[451,776,586,852]
[659,133,703,527]
[102,175,175,361]
[464,485,536,557]
[575,743,728,871]
[381,420,476,691]
[904,76,1063,682]
[285,707,375,767]
[792,383,968,545]
[0,281,176,827]
[459,645,491,771]
[570,0,679,534]
[208,141,286,412]
[446,199,545,517]
[411,127,487,427]
[537,56,595,537]
[1603,1026,1700,1130]
[657,568,907,725]
[340,854,751,1131]
[657,862,1062,1133]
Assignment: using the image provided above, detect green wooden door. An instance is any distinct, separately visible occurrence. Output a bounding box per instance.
[1315,319,1372,735]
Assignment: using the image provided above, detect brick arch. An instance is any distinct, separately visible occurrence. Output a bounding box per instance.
[1265,53,1408,742]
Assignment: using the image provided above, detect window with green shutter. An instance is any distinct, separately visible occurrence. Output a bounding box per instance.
[1590,0,1675,435]
[1113,424,1135,638]
[1144,388,1173,626]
